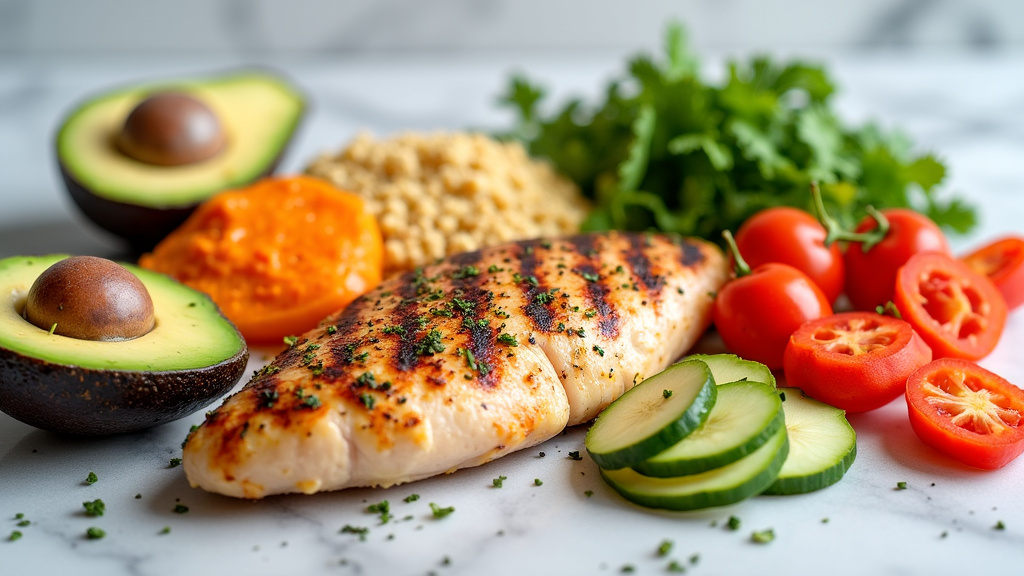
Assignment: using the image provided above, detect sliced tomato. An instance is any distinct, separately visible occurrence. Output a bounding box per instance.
[894,251,1007,360]
[783,312,932,412]
[906,358,1024,470]
[962,235,1024,311]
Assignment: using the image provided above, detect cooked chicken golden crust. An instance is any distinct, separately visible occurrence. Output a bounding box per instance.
[183,232,728,498]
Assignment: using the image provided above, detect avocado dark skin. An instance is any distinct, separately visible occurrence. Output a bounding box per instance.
[0,344,247,435]
[59,159,285,252]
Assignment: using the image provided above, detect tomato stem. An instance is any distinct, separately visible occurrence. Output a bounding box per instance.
[811,182,890,252]
[722,230,751,278]
[875,301,903,320]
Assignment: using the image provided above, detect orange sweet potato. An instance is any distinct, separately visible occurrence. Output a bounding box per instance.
[140,175,383,344]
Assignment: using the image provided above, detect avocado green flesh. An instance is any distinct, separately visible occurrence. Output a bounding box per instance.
[0,255,244,372]
[56,71,304,208]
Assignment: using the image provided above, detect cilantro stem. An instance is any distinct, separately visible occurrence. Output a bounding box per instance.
[811,181,889,251]
[721,230,751,277]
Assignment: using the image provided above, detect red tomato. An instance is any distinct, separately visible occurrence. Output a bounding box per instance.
[894,251,1007,360]
[735,207,845,303]
[844,208,950,311]
[962,235,1024,311]
[714,262,833,371]
[783,312,932,412]
[906,358,1024,470]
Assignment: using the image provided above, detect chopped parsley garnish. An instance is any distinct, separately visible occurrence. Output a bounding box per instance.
[896,481,908,490]
[662,389,673,399]
[382,325,407,337]
[16,520,29,527]
[85,471,98,485]
[584,309,597,318]
[534,288,560,304]
[168,458,182,468]
[584,490,594,497]
[303,395,322,409]
[429,503,455,519]
[534,478,543,486]
[85,527,105,540]
[9,531,22,541]
[403,494,420,503]
[751,528,775,543]
[451,297,476,314]
[621,565,635,573]
[259,389,279,409]
[82,499,105,517]
[488,264,504,273]
[359,393,376,410]
[994,521,1006,530]
[160,526,171,534]
[497,333,518,347]
[581,271,600,282]
[367,500,392,524]
[458,347,491,377]
[172,504,189,514]
[14,513,23,520]
[415,329,446,356]
[666,560,686,573]
[568,451,583,461]
[592,345,605,357]
[657,540,673,556]
[452,265,480,279]
[340,525,369,541]
[283,335,299,347]
[727,515,741,530]
[492,475,507,488]
[326,325,338,335]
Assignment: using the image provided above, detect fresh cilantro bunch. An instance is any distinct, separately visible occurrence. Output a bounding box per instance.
[498,22,975,238]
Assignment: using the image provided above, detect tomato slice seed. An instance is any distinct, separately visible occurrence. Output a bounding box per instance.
[917,270,988,341]
[922,369,1021,434]
[810,316,896,356]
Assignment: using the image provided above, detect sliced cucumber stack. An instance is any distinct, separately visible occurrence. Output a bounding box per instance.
[683,353,776,388]
[763,389,857,495]
[632,381,784,477]
[585,359,717,470]
[601,425,790,511]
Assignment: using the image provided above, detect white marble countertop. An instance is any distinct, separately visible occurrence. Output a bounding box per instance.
[2,50,1024,575]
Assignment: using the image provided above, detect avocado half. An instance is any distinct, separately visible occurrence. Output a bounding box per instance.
[0,255,249,435]
[56,70,305,250]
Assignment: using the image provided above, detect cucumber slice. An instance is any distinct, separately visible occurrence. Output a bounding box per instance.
[601,424,789,511]
[763,389,856,495]
[585,359,717,470]
[684,353,776,388]
[632,381,784,477]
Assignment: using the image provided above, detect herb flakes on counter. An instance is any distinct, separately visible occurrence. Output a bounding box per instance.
[84,471,98,485]
[429,503,455,519]
[9,530,23,541]
[498,22,975,242]
[82,499,105,517]
[85,526,106,540]
[751,528,775,544]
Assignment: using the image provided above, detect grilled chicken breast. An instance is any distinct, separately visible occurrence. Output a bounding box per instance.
[183,232,728,498]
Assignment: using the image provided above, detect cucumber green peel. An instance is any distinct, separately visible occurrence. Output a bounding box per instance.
[682,353,776,389]
[763,388,857,495]
[601,425,790,511]
[633,381,784,477]
[585,359,717,470]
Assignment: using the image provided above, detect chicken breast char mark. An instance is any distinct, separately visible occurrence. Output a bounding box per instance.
[183,231,729,498]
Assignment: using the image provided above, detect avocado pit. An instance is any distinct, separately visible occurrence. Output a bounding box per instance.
[117,91,226,166]
[23,256,155,341]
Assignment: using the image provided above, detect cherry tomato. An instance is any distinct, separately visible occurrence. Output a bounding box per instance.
[844,208,951,311]
[735,207,844,303]
[714,263,832,371]
[906,358,1024,470]
[962,235,1024,311]
[894,251,1007,360]
[783,312,932,412]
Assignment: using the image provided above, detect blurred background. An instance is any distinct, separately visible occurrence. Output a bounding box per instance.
[2,0,1024,54]
[2,0,1023,256]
